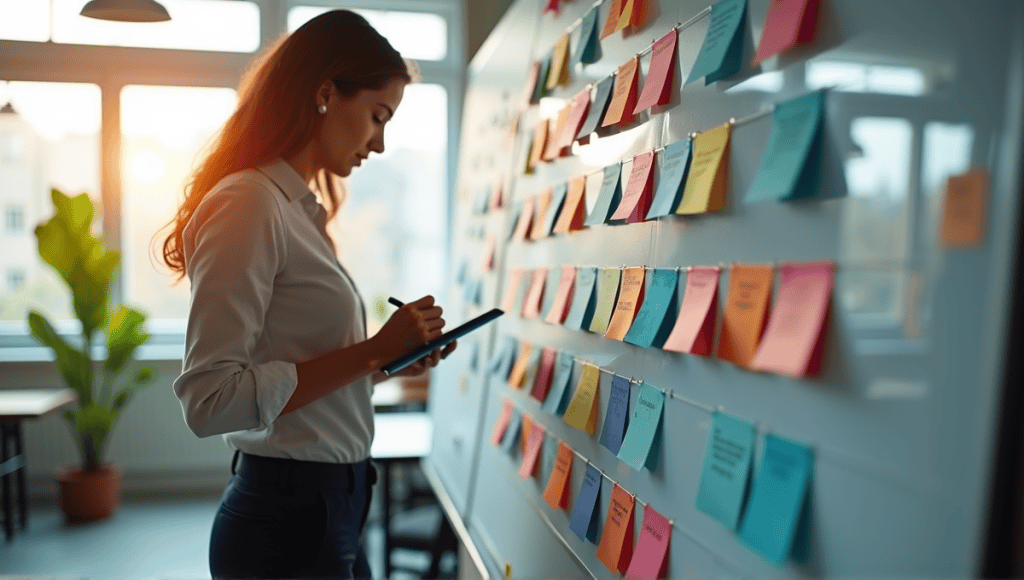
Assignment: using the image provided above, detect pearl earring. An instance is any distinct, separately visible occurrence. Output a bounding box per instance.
[317,104,327,114]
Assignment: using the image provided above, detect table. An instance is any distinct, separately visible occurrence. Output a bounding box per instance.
[0,389,77,541]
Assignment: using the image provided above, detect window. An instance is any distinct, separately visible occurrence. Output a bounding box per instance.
[5,205,24,233]
[806,60,928,96]
[288,6,448,61]
[0,0,50,42]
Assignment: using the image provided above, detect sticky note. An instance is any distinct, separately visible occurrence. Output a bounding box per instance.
[544,0,560,14]
[577,75,615,140]
[605,267,646,340]
[596,484,635,573]
[646,140,692,219]
[521,268,548,318]
[553,176,587,234]
[543,108,571,161]
[541,183,569,238]
[625,504,672,580]
[540,268,563,322]
[528,121,548,170]
[753,0,820,64]
[531,347,557,402]
[545,266,577,324]
[617,383,664,471]
[456,259,468,285]
[739,434,814,566]
[520,415,533,455]
[500,408,523,453]
[491,399,515,446]
[507,342,533,388]
[747,91,826,202]
[634,29,678,113]
[520,342,544,395]
[557,90,592,150]
[616,0,643,31]
[586,163,623,226]
[543,441,574,510]
[939,167,989,248]
[529,190,553,241]
[589,268,622,335]
[523,60,542,106]
[602,58,640,128]
[519,421,546,478]
[543,351,575,416]
[564,266,598,330]
[481,235,495,272]
[563,363,600,434]
[686,0,748,86]
[489,337,517,379]
[696,412,756,530]
[610,152,655,223]
[751,261,834,377]
[599,375,631,454]
[500,268,525,313]
[547,32,571,89]
[532,56,552,103]
[511,198,534,242]
[572,7,601,67]
[717,264,773,367]
[489,182,504,211]
[569,464,602,542]
[624,268,679,348]
[677,123,731,214]
[664,267,720,356]
[600,0,623,40]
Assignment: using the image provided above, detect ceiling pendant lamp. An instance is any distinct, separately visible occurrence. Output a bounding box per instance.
[80,0,171,22]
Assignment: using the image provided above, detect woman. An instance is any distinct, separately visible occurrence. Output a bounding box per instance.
[160,10,454,579]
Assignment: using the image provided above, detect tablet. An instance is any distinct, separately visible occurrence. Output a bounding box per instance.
[380,308,504,376]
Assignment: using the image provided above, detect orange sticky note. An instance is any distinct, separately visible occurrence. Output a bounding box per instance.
[481,235,496,272]
[602,58,640,128]
[553,176,587,234]
[521,415,533,455]
[677,122,730,214]
[530,189,554,240]
[616,0,644,30]
[664,267,720,355]
[939,167,989,248]
[543,108,571,161]
[528,121,548,170]
[596,484,635,574]
[531,347,557,401]
[522,267,548,318]
[557,89,592,150]
[753,0,820,64]
[716,264,773,367]
[546,33,571,90]
[543,441,574,510]
[519,421,546,478]
[611,152,655,223]
[544,266,577,324]
[605,267,646,340]
[563,363,600,434]
[601,0,624,39]
[751,261,834,377]
[634,29,677,114]
[491,399,515,446]
[507,342,534,388]
[511,197,534,242]
[501,268,526,313]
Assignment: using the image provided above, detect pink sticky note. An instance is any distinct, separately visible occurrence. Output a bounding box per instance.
[663,267,720,355]
[519,421,546,478]
[531,347,557,402]
[610,152,655,223]
[481,235,496,272]
[489,183,504,210]
[511,197,534,242]
[625,504,672,580]
[634,29,678,114]
[491,399,515,446]
[522,268,548,319]
[500,268,525,313]
[544,266,577,324]
[752,261,834,377]
[753,0,820,64]
[558,89,592,150]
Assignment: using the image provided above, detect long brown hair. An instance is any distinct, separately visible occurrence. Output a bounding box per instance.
[160,10,410,279]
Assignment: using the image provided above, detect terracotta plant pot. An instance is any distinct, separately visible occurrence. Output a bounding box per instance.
[56,464,123,523]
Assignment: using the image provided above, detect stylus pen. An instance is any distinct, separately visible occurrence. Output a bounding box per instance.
[388,297,404,307]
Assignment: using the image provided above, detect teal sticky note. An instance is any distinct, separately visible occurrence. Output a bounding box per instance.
[569,464,602,543]
[585,163,623,226]
[489,337,516,378]
[541,182,569,237]
[746,91,826,203]
[543,351,575,416]
[599,375,630,454]
[577,75,615,140]
[624,269,679,348]
[506,203,522,241]
[531,56,552,103]
[563,267,598,330]
[500,409,523,454]
[456,259,468,285]
[571,7,601,67]
[646,140,692,219]
[540,267,563,321]
[588,268,621,335]
[695,412,756,530]
[686,0,748,85]
[739,434,814,566]
[617,383,665,471]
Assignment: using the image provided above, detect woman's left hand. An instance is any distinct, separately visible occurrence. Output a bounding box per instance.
[388,340,458,377]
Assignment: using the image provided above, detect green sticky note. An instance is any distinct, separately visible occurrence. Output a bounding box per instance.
[623,269,679,347]
[686,0,748,85]
[588,268,621,335]
[746,91,826,202]
[617,383,664,471]
[542,351,575,416]
[646,140,692,219]
[739,434,813,566]
[571,7,601,67]
[564,267,598,330]
[541,182,569,237]
[695,412,756,530]
[586,163,623,226]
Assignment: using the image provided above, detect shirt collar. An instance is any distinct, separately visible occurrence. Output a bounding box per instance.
[258,158,316,204]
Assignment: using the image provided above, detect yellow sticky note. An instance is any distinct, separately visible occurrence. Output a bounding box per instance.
[563,363,600,434]
[546,33,571,89]
[677,122,731,215]
[616,0,642,31]
[605,267,646,340]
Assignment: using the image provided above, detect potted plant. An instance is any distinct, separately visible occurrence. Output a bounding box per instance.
[27,188,157,523]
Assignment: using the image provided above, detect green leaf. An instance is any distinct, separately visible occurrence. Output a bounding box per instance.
[79,404,113,465]
[105,306,150,373]
[28,311,92,405]
[111,367,158,415]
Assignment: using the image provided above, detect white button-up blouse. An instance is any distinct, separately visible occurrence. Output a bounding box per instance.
[173,159,374,463]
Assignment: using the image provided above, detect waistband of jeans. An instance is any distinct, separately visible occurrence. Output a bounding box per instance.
[235,452,375,492]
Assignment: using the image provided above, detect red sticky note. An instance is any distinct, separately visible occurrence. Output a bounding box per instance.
[602,58,640,128]
[663,267,720,356]
[542,442,574,510]
[558,89,592,150]
[481,235,496,272]
[634,30,677,114]
[530,189,553,240]
[491,399,515,446]
[531,347,557,401]
[752,261,834,377]
[597,484,635,573]
[544,266,577,324]
[753,0,821,64]
[519,420,545,478]
[544,0,560,15]
[625,504,672,580]
[511,197,534,242]
[500,268,526,313]
[611,152,655,223]
[553,176,587,234]
[522,267,548,319]
[601,0,624,39]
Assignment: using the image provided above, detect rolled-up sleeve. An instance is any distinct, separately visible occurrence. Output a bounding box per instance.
[173,179,298,438]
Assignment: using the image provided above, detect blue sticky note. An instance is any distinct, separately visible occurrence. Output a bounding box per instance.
[500,409,523,454]
[576,75,615,140]
[746,91,826,203]
[585,163,623,226]
[646,140,692,219]
[456,259,469,285]
[489,337,517,379]
[617,383,664,471]
[540,267,564,321]
[599,375,631,455]
[531,56,552,103]
[563,267,598,330]
[571,7,601,67]
[542,351,575,416]
[686,0,748,85]
[695,412,756,530]
[624,269,679,348]
[506,203,523,241]
[739,434,814,566]
[569,464,602,543]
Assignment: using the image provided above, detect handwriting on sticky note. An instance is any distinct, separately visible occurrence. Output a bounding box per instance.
[545,266,577,324]
[686,0,747,85]
[751,261,834,377]
[611,152,655,223]
[664,266,720,355]
[647,140,692,219]
[606,267,646,340]
[939,167,989,248]
[696,412,756,530]
[617,383,664,471]
[599,375,631,454]
[589,268,622,335]
[717,264,773,367]
[635,29,677,113]
[625,504,672,580]
[518,420,545,478]
[569,464,603,542]
[564,363,600,434]
[678,123,731,214]
[596,484,635,573]
[753,0,820,64]
[602,58,639,128]
[543,441,574,510]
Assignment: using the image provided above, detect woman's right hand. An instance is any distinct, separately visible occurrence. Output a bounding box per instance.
[370,295,445,366]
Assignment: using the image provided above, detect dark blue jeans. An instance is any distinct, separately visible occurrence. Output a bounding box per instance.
[209,452,376,580]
